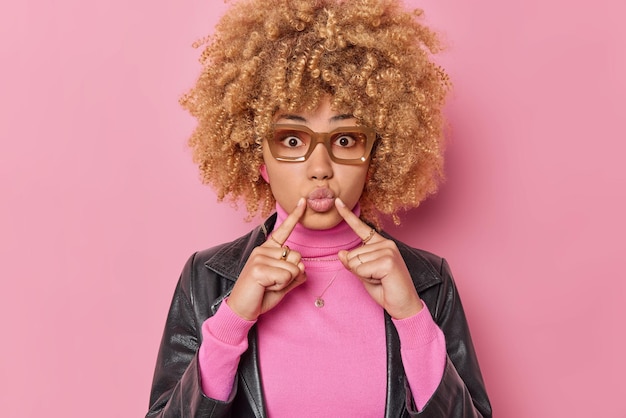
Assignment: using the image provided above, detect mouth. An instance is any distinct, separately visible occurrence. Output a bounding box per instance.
[306,188,336,213]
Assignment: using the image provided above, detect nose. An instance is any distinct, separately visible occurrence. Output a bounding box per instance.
[307,143,334,180]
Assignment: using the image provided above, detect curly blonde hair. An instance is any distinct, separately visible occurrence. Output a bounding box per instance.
[181,0,450,226]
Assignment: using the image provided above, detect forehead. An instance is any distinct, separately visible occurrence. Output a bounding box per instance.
[273,95,355,123]
[274,112,355,124]
[272,124,367,135]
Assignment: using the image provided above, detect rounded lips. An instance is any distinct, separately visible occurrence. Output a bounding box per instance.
[306,188,335,212]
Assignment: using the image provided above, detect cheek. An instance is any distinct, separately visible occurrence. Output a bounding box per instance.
[339,166,369,200]
[262,156,301,201]
[352,165,369,185]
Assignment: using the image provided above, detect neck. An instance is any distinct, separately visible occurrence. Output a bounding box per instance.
[274,203,362,259]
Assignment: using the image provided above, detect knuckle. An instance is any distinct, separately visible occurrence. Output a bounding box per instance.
[382,255,395,269]
[287,266,300,279]
[275,269,292,282]
[250,263,269,277]
[249,247,263,257]
[382,247,395,258]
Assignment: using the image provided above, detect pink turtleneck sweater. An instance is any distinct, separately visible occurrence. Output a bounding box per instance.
[198,205,446,416]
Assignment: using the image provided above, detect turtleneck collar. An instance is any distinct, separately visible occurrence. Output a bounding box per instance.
[273,203,362,259]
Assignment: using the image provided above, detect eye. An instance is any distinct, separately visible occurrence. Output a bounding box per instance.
[279,134,305,148]
[333,134,358,148]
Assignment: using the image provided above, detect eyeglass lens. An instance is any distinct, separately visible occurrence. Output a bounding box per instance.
[271,127,368,160]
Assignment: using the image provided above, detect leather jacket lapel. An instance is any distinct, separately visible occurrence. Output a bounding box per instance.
[384,312,407,417]
[238,327,267,418]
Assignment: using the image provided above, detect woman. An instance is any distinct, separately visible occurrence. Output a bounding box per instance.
[147,0,491,416]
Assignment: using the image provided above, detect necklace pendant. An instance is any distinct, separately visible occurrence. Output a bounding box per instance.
[314,297,325,308]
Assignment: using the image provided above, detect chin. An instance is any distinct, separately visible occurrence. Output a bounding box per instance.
[300,210,343,231]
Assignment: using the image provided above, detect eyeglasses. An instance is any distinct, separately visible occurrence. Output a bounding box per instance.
[267,123,376,164]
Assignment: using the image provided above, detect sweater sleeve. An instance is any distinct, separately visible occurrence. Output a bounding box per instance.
[198,299,257,400]
[392,301,446,411]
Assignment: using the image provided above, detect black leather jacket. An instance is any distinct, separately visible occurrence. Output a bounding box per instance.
[147,214,492,417]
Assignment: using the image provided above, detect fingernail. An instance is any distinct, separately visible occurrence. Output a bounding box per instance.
[336,198,345,208]
[297,197,305,207]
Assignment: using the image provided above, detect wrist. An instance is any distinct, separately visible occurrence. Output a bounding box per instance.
[225,297,258,321]
[206,299,256,345]
[390,298,423,320]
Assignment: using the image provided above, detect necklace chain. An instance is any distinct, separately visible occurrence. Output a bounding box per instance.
[301,256,339,262]
[314,270,342,308]
[297,255,345,307]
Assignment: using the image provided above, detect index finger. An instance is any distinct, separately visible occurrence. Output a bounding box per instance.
[334,198,380,243]
[267,197,306,247]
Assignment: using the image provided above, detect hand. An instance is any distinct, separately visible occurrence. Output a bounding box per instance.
[335,198,424,320]
[227,198,307,320]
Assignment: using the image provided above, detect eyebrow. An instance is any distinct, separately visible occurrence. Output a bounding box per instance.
[276,113,355,123]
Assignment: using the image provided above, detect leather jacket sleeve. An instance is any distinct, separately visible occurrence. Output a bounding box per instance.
[146,251,241,418]
[399,247,492,417]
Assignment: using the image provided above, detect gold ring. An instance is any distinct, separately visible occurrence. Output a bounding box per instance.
[270,234,283,246]
[361,228,375,245]
[356,254,364,264]
[280,245,290,260]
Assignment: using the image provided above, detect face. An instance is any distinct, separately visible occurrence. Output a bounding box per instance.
[262,97,371,230]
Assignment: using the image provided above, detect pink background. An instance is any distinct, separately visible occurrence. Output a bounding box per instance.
[1,0,625,416]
